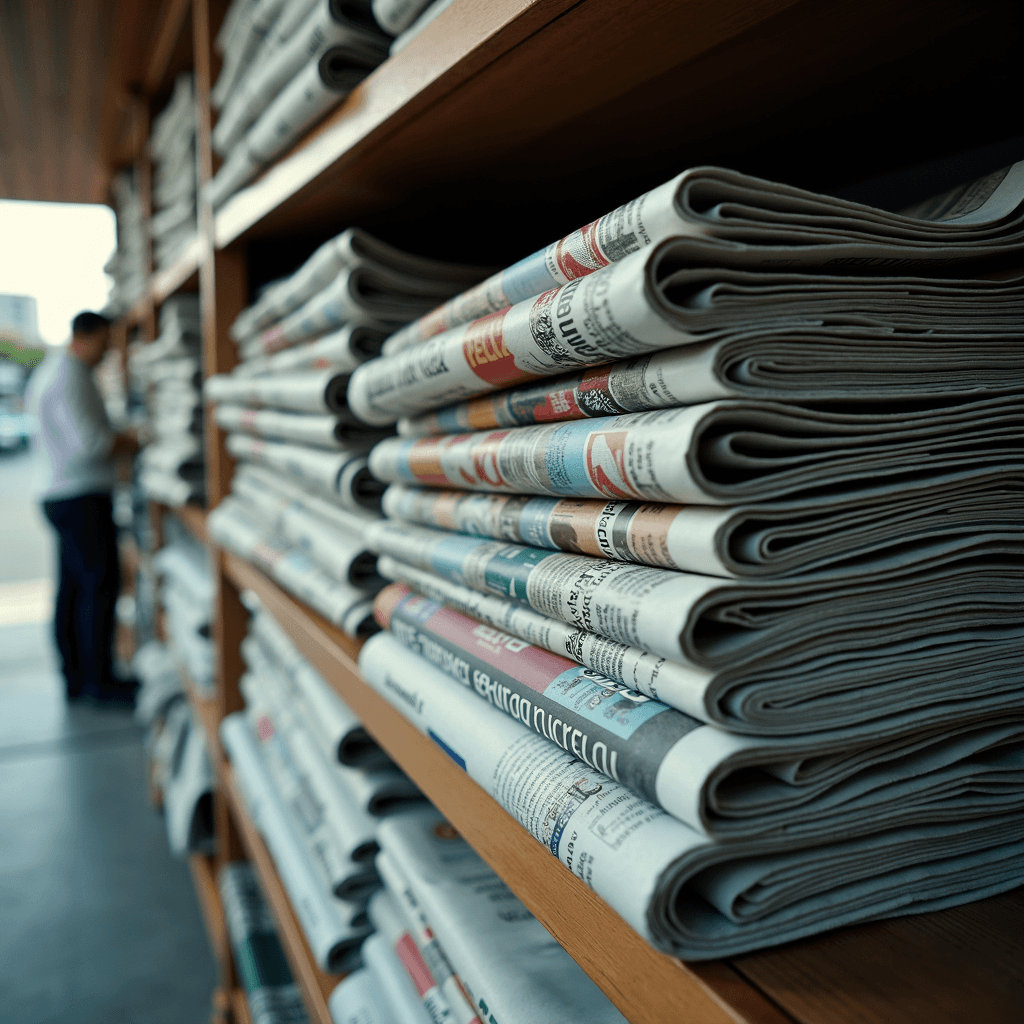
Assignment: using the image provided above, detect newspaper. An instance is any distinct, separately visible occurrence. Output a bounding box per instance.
[398,324,1024,435]
[221,713,371,971]
[367,395,1024,505]
[234,324,389,377]
[362,931,434,1024]
[247,266,486,360]
[208,498,378,636]
[375,581,1024,840]
[382,161,1024,354]
[212,0,289,110]
[364,518,1022,666]
[217,404,390,450]
[230,470,381,588]
[328,968,397,1024]
[372,0,431,34]
[209,369,349,413]
[375,554,1024,738]
[376,811,631,1024]
[133,641,184,727]
[232,229,486,344]
[219,862,311,1024]
[373,853,481,1024]
[248,603,389,766]
[350,238,1024,423]
[241,662,382,900]
[380,476,1024,579]
[360,635,1024,960]
[162,716,215,857]
[208,44,383,209]
[368,889,462,1024]
[213,0,388,157]
[227,433,385,511]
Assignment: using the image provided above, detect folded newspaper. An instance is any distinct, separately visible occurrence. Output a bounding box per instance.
[221,712,371,972]
[374,581,1024,841]
[379,476,1024,579]
[368,395,1024,506]
[232,228,486,344]
[208,498,378,636]
[350,241,1024,424]
[233,324,389,378]
[328,967,396,1024]
[361,930,434,1024]
[217,404,390,450]
[383,161,1024,354]
[359,635,1024,960]
[207,370,351,414]
[375,555,1024,737]
[227,433,385,511]
[219,861,311,1024]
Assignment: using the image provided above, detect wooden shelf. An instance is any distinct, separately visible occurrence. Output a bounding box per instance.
[151,236,202,306]
[224,765,341,1024]
[189,853,228,964]
[173,502,208,545]
[222,552,1024,1024]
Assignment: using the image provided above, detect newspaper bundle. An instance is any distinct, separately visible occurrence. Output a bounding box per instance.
[374,581,1024,840]
[349,239,1024,424]
[221,712,370,971]
[149,74,198,268]
[232,229,485,345]
[212,0,388,158]
[248,603,389,767]
[218,862,311,1024]
[233,324,389,378]
[376,809,630,1024]
[359,635,1024,960]
[367,396,1024,505]
[227,433,384,511]
[375,555,1024,737]
[328,968,396,1024]
[361,931,433,1024]
[383,161,1024,354]
[208,497,378,636]
[207,369,351,414]
[161,715,216,857]
[217,404,389,450]
[380,476,1023,579]
[212,0,291,110]
[241,652,384,900]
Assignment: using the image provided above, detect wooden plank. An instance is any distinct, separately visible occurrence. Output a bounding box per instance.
[230,987,254,1024]
[143,0,192,95]
[731,888,1024,1024]
[175,502,208,544]
[189,852,228,960]
[225,767,342,1024]
[221,553,792,1024]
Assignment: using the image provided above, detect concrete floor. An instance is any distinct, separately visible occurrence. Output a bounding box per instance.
[0,447,217,1023]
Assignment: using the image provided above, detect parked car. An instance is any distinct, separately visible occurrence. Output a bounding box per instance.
[0,397,32,451]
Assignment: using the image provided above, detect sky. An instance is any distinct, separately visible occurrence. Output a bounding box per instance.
[0,200,117,347]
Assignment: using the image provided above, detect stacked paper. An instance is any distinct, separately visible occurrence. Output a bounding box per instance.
[346,161,1024,959]
[104,170,148,314]
[150,73,198,269]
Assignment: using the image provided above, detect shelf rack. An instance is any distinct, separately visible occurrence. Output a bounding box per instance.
[117,1,1024,1022]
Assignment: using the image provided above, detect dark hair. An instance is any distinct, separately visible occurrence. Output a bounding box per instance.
[72,311,111,335]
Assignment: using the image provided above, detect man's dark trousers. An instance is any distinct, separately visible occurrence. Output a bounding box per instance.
[42,492,120,699]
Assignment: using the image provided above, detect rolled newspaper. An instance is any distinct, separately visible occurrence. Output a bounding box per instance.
[207,369,350,413]
[211,0,289,109]
[375,582,1024,841]
[375,554,1024,738]
[382,160,1024,353]
[233,324,389,376]
[380,475,1024,579]
[221,712,371,972]
[361,931,434,1024]
[368,395,1024,505]
[352,240,1024,424]
[216,404,390,450]
[328,968,396,1024]
[359,635,1024,961]
[371,0,431,34]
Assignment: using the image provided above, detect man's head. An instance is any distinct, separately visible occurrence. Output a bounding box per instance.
[69,311,112,367]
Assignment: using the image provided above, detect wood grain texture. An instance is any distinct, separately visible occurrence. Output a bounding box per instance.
[221,553,794,1024]
[188,853,231,978]
[230,987,254,1024]
[174,502,208,545]
[225,768,341,1024]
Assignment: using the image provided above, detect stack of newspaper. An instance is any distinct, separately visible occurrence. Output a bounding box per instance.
[207,0,391,208]
[219,598,425,973]
[345,162,1024,959]
[219,862,311,1024]
[104,170,148,314]
[131,296,207,507]
[150,73,198,269]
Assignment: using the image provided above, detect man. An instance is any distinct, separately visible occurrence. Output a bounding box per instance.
[25,311,140,705]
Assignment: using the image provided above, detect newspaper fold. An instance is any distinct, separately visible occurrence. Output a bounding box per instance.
[208,498,377,636]
[359,635,1024,960]
[375,555,1024,738]
[352,238,1024,424]
[227,433,384,511]
[328,968,396,1024]
[208,369,350,413]
[368,395,1024,506]
[383,161,1024,353]
[375,582,1024,841]
[217,404,390,450]
[233,324,389,377]
[362,931,434,1024]
[380,476,1024,579]
[221,712,371,971]
[232,229,485,344]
